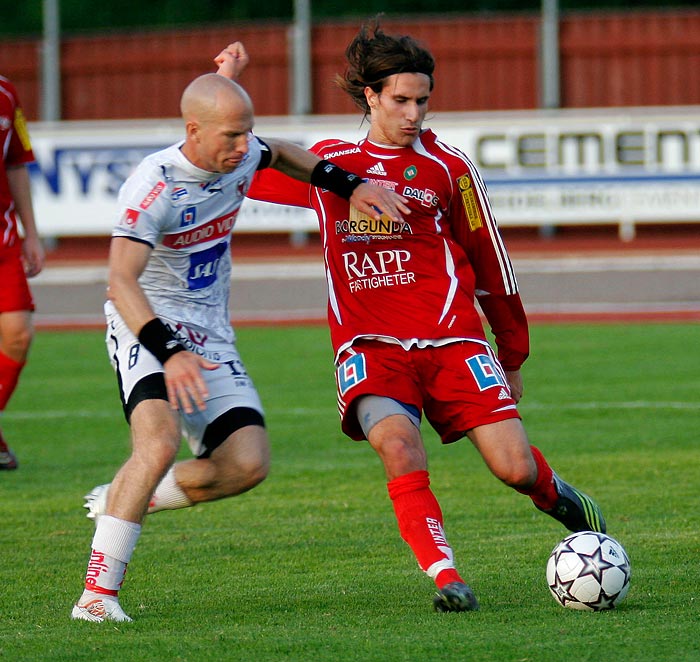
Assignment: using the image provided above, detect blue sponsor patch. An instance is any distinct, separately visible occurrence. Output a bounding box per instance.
[180,205,197,227]
[466,354,507,391]
[187,241,227,290]
[337,353,367,396]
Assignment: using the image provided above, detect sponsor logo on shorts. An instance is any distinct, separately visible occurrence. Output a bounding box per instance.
[336,353,367,396]
[465,354,507,391]
[174,322,208,347]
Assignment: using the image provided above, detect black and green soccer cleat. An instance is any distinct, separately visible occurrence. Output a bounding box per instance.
[538,472,607,533]
[433,582,480,613]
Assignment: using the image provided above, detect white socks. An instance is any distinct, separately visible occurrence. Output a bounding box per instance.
[148,467,193,513]
[81,515,141,599]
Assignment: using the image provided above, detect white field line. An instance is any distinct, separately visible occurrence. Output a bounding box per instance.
[5,400,699,421]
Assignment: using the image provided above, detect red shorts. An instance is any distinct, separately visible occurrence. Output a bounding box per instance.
[0,248,34,313]
[335,339,520,443]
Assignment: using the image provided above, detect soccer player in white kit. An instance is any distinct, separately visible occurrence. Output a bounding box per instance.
[71,54,409,623]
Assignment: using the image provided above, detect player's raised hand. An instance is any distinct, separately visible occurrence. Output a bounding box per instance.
[349,182,410,223]
[214,42,250,80]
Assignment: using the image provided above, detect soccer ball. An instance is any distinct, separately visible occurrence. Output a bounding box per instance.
[546,531,631,611]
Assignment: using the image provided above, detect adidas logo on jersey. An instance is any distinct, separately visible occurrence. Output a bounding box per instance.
[366,162,387,176]
[498,388,510,400]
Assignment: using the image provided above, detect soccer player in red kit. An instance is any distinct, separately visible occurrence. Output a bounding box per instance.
[221,23,606,612]
[0,75,45,470]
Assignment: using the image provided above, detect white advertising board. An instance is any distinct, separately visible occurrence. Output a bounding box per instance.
[27,107,700,239]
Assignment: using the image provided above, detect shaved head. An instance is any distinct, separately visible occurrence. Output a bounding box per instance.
[180,73,253,125]
[179,73,256,173]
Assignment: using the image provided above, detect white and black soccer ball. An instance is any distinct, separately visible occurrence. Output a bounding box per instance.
[546,531,631,611]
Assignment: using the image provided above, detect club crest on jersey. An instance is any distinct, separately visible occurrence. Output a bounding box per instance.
[404,165,418,180]
[236,178,249,197]
[180,206,197,227]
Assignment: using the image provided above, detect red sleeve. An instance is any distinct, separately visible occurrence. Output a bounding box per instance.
[247,138,347,209]
[476,292,529,371]
[248,168,312,208]
[448,161,529,370]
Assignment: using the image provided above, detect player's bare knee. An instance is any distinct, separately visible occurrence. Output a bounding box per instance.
[1,325,33,361]
[238,450,270,489]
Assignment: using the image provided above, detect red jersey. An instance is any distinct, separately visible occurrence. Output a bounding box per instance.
[248,129,529,371]
[0,76,35,250]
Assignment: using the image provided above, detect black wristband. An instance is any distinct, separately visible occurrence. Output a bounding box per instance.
[137,318,186,365]
[310,160,364,200]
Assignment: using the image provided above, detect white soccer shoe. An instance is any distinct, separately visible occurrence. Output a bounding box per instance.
[83,484,110,520]
[71,597,133,623]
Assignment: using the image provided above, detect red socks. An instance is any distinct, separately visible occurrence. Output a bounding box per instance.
[515,445,558,511]
[387,470,463,589]
[0,351,24,411]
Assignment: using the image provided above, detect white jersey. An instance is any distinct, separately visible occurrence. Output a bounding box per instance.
[111,136,269,353]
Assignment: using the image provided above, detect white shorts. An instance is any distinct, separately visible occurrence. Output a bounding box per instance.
[105,304,264,457]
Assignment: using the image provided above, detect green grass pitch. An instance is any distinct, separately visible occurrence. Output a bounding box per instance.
[0,323,698,661]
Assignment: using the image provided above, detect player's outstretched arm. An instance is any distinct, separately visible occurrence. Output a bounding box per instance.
[262,137,409,222]
[214,42,249,80]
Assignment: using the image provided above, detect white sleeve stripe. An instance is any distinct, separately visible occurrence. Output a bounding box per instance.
[438,237,459,325]
[315,187,343,325]
[433,138,518,295]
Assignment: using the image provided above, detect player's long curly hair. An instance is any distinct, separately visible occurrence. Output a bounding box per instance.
[336,18,435,115]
